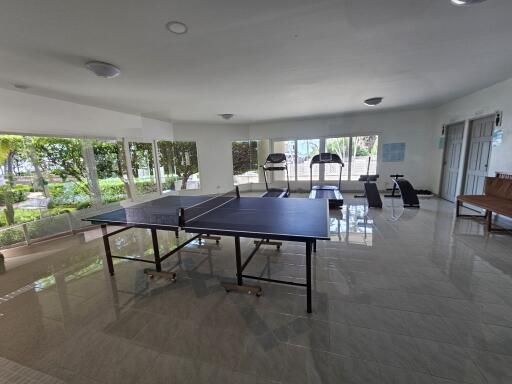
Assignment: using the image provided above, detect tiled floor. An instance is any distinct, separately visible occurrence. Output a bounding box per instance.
[1,197,512,383]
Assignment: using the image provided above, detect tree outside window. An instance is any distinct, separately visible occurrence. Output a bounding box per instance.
[232,141,258,185]
[157,141,200,191]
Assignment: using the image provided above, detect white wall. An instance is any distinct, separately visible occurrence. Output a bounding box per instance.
[249,109,436,191]
[0,88,173,139]
[433,78,512,194]
[172,122,249,194]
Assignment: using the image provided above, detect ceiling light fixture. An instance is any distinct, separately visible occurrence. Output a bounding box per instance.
[451,0,488,6]
[85,61,121,78]
[166,21,188,35]
[364,97,383,107]
[219,114,234,120]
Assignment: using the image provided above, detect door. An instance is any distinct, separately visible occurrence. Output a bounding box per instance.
[440,122,464,202]
[463,115,494,196]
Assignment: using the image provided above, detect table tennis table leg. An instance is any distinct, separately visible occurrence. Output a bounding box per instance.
[235,236,243,285]
[101,225,115,276]
[151,229,162,272]
[221,236,262,296]
[306,240,312,313]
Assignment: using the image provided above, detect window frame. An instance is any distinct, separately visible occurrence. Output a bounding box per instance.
[271,134,380,182]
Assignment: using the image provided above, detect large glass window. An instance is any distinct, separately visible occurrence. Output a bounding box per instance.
[271,135,379,183]
[350,135,379,181]
[272,140,296,181]
[128,141,158,195]
[232,140,259,185]
[0,134,203,248]
[157,141,200,192]
[0,135,98,241]
[92,140,130,203]
[325,137,350,180]
[297,139,320,181]
[31,137,94,210]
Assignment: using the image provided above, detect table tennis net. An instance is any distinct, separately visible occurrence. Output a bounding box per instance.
[178,188,239,226]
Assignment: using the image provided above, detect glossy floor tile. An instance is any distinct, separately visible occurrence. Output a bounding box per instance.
[1,196,512,383]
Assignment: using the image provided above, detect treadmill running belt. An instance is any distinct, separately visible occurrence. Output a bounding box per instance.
[313,189,335,199]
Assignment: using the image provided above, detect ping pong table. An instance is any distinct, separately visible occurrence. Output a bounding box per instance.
[85,187,329,312]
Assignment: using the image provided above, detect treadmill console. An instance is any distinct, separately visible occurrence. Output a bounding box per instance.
[266,153,287,164]
[319,153,333,163]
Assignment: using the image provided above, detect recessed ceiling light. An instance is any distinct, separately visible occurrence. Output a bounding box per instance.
[364,97,383,107]
[219,114,234,120]
[166,21,188,35]
[451,0,488,6]
[85,61,121,78]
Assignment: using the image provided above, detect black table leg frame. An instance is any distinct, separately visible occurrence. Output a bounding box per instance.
[100,225,199,280]
[222,236,314,313]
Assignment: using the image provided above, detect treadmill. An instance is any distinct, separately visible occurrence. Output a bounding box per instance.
[309,153,344,208]
[261,153,290,198]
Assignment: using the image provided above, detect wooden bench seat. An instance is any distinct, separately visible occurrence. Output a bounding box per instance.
[456,176,512,232]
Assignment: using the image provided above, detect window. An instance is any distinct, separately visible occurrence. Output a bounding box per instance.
[350,135,379,181]
[272,140,296,181]
[0,134,202,248]
[0,135,100,245]
[31,137,94,210]
[128,141,158,195]
[325,137,350,180]
[297,139,320,180]
[157,141,200,192]
[232,140,259,185]
[271,135,379,183]
[92,139,130,203]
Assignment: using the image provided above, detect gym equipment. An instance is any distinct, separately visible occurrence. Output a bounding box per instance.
[261,153,290,198]
[354,157,382,208]
[259,153,290,250]
[393,178,420,208]
[309,153,344,208]
[384,174,403,198]
[384,174,420,208]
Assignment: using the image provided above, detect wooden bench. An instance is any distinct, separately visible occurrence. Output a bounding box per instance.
[456,174,512,232]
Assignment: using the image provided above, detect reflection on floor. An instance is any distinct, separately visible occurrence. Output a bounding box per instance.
[1,197,512,384]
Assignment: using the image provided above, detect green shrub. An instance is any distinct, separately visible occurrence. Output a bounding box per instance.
[99,178,127,203]
[0,185,29,205]
[0,207,76,228]
[0,228,25,247]
[47,182,91,208]
[134,179,158,195]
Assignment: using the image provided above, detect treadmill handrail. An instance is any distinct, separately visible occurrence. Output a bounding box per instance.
[261,153,290,196]
[310,153,344,191]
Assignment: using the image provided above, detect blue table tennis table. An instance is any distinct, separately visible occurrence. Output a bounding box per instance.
[85,187,329,312]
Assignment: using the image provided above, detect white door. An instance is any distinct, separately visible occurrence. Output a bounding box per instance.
[464,115,494,196]
[440,122,464,202]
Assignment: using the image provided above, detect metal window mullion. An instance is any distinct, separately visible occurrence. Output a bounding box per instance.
[294,139,298,181]
[348,136,353,181]
[319,138,325,183]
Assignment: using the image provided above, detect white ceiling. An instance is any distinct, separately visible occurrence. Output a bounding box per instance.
[1,0,512,123]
